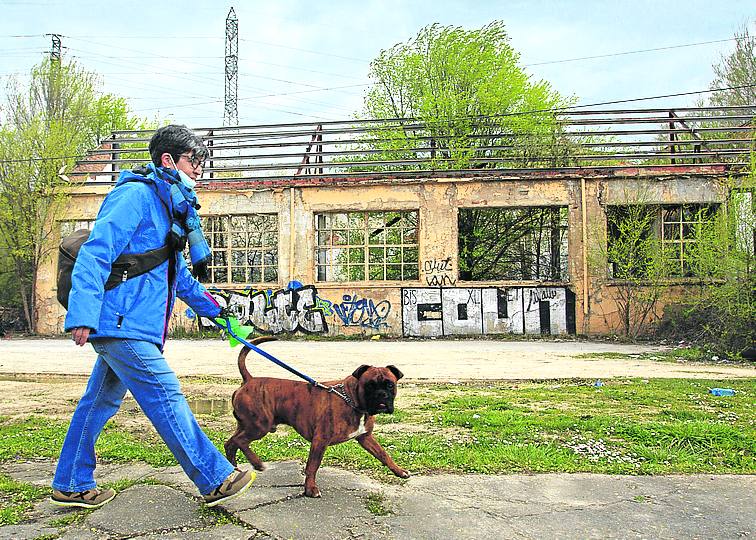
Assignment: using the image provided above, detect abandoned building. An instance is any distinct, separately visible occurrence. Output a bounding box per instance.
[35,106,754,338]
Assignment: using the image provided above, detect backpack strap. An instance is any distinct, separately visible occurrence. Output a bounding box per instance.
[104,244,173,290]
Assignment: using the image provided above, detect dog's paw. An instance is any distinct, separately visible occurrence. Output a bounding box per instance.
[395,468,410,479]
[304,486,322,498]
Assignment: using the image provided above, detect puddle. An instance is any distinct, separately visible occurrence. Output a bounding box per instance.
[120,394,231,414]
[119,397,232,416]
[188,398,231,415]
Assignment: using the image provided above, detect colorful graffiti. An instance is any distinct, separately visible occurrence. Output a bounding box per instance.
[332,294,391,330]
[198,281,330,335]
[401,286,575,337]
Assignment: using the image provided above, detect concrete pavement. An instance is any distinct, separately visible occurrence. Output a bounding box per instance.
[1,460,753,539]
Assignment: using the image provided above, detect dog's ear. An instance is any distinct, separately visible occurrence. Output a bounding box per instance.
[386,365,403,380]
[352,365,370,379]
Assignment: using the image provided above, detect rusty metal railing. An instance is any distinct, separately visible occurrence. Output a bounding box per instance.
[67,106,755,184]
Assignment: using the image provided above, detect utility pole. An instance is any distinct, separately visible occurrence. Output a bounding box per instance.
[224,7,239,126]
[48,34,62,64]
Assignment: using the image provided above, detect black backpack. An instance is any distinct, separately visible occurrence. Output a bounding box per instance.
[57,230,172,309]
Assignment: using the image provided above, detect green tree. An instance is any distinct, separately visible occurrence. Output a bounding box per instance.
[0,58,143,332]
[707,22,755,109]
[602,201,673,338]
[671,163,756,358]
[357,21,575,170]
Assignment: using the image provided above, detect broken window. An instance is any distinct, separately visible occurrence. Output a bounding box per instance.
[315,210,419,282]
[458,206,568,281]
[202,214,278,284]
[607,204,718,278]
[59,220,95,237]
[660,204,717,276]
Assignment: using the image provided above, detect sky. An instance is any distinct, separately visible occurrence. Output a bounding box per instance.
[0,0,753,129]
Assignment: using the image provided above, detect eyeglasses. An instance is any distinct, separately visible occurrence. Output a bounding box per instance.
[180,153,206,168]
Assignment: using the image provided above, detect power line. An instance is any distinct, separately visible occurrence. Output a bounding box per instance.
[1,83,752,166]
[525,36,749,67]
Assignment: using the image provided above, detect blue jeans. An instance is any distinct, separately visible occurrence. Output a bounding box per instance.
[52,338,234,495]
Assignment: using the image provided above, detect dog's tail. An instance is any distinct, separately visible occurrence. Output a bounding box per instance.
[237,336,278,383]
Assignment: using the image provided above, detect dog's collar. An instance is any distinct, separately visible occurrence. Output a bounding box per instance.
[315,382,367,414]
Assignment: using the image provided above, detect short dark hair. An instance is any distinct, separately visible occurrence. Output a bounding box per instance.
[148,124,209,167]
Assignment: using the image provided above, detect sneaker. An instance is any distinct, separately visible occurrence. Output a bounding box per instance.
[50,487,116,508]
[203,468,256,507]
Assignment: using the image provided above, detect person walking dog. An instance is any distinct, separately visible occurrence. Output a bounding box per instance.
[51,124,253,508]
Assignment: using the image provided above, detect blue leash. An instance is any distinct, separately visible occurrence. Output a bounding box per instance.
[211,318,318,385]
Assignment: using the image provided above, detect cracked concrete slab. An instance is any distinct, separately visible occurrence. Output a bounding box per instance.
[83,484,206,536]
[1,460,754,539]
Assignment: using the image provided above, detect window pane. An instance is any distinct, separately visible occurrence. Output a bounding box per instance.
[369,247,384,263]
[350,265,365,280]
[349,213,365,228]
[386,228,401,244]
[663,223,679,240]
[317,231,331,246]
[663,207,680,222]
[386,264,402,280]
[403,264,419,280]
[403,227,417,243]
[332,213,348,228]
[333,230,348,246]
[369,265,385,280]
[316,248,330,265]
[348,229,364,244]
[232,251,245,266]
[368,212,384,230]
[213,251,227,267]
[386,247,401,263]
[264,266,278,282]
[368,228,385,244]
[403,247,417,263]
[348,248,364,263]
[332,264,349,281]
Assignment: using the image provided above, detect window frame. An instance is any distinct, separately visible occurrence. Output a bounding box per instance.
[201,213,279,285]
[457,205,569,283]
[314,210,419,283]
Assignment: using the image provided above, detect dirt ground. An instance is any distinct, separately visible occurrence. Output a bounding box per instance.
[0,336,752,436]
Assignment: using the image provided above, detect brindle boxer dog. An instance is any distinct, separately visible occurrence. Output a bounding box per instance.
[225,337,410,498]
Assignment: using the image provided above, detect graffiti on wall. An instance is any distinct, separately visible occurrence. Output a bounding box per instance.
[401,286,575,337]
[421,257,457,287]
[332,294,391,330]
[197,281,330,335]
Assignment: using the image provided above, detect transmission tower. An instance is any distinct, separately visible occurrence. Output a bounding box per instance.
[224,7,239,126]
[49,34,61,63]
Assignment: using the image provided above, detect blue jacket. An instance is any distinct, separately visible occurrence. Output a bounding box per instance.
[64,169,221,347]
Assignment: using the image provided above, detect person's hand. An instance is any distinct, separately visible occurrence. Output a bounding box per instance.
[72,327,91,346]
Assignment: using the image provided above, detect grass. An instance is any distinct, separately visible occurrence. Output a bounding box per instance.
[364,492,392,516]
[576,346,752,364]
[0,474,48,526]
[0,377,753,524]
